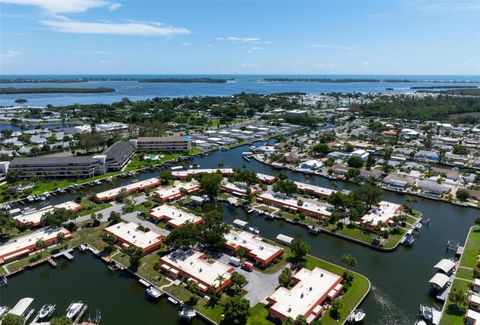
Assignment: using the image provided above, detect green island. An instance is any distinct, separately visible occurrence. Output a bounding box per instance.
[0,87,116,94]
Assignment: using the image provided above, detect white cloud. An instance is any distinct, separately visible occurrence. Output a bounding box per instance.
[0,49,22,62]
[99,59,110,64]
[41,18,190,37]
[309,44,353,50]
[216,36,262,44]
[0,0,121,14]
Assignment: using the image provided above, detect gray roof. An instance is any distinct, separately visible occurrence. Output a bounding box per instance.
[103,141,134,159]
[11,156,97,166]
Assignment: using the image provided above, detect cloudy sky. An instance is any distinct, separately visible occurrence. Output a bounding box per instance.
[0,0,479,75]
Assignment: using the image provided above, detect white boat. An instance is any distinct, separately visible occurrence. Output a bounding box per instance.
[167,297,179,305]
[419,304,433,322]
[347,309,366,323]
[307,225,321,234]
[0,306,10,318]
[66,301,84,319]
[146,286,162,299]
[414,222,422,231]
[248,226,260,234]
[38,304,55,319]
[79,244,88,252]
[179,305,196,320]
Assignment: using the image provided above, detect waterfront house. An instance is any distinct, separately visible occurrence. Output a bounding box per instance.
[95,178,161,202]
[359,201,403,231]
[104,222,163,253]
[257,192,331,219]
[266,267,343,324]
[220,181,261,197]
[417,180,451,196]
[14,201,82,228]
[160,249,233,294]
[152,181,202,202]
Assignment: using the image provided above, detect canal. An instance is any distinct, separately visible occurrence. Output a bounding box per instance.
[0,251,207,325]
[13,140,480,325]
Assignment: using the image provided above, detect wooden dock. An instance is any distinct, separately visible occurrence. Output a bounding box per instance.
[53,248,74,260]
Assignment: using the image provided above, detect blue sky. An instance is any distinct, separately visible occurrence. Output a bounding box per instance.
[0,0,479,75]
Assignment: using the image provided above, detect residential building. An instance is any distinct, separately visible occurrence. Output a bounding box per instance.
[103,140,135,171]
[135,135,191,152]
[104,222,163,253]
[267,267,343,323]
[152,181,202,202]
[14,201,82,228]
[160,249,233,293]
[149,205,203,228]
[95,178,161,201]
[257,192,331,219]
[0,228,71,264]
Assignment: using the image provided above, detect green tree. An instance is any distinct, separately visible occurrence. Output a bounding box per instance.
[279,267,293,288]
[231,271,247,294]
[124,246,143,271]
[452,145,469,155]
[109,211,122,225]
[199,210,231,250]
[272,180,298,195]
[289,239,310,262]
[329,299,343,319]
[449,288,467,310]
[0,210,15,240]
[164,222,200,250]
[50,316,73,325]
[1,314,25,325]
[221,296,250,325]
[196,172,223,197]
[347,155,363,168]
[456,189,470,202]
[340,253,358,273]
[41,208,75,228]
[312,143,331,156]
[353,184,383,209]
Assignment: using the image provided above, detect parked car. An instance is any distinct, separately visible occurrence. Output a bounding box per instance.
[241,262,254,272]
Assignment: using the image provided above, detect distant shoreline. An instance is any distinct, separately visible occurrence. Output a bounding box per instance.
[262,78,480,83]
[0,87,116,94]
[0,77,233,84]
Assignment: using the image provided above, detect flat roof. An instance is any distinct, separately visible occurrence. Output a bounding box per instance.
[256,173,276,182]
[96,177,160,200]
[171,168,234,178]
[103,141,134,158]
[294,181,334,196]
[14,201,81,225]
[360,201,402,226]
[138,135,189,142]
[225,229,283,263]
[259,192,331,217]
[150,205,202,227]
[0,228,71,260]
[467,309,480,322]
[10,297,34,316]
[10,156,97,166]
[268,267,342,320]
[152,181,200,199]
[160,250,232,288]
[105,222,162,250]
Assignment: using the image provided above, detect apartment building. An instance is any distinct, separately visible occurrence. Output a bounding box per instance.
[135,135,191,152]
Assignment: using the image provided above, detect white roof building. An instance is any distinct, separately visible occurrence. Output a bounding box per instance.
[360,201,402,227]
[95,178,161,201]
[224,229,284,265]
[14,201,82,227]
[105,222,163,253]
[433,259,456,274]
[267,267,343,323]
[152,181,202,202]
[149,205,203,227]
[160,250,233,293]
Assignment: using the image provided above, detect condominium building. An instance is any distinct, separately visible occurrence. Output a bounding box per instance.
[103,140,135,171]
[104,222,163,253]
[135,135,191,152]
[9,156,103,179]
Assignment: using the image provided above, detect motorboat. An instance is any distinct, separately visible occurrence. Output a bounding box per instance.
[167,297,179,305]
[146,286,162,299]
[404,234,415,246]
[347,309,366,323]
[79,244,88,252]
[248,226,260,234]
[38,304,55,319]
[307,225,321,234]
[419,304,433,322]
[179,305,197,320]
[0,306,10,318]
[66,301,84,319]
[414,222,422,231]
[415,321,427,325]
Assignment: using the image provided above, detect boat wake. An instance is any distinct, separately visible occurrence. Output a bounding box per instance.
[370,286,412,325]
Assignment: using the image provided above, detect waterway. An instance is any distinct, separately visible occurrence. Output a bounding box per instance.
[8,141,480,325]
[0,251,207,325]
[1,74,479,107]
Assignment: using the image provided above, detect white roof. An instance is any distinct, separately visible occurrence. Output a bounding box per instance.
[10,297,34,316]
[225,229,283,263]
[256,173,276,182]
[429,273,450,288]
[233,219,248,227]
[433,259,456,274]
[14,201,81,225]
[268,267,342,320]
[276,234,294,244]
[259,192,331,217]
[360,201,402,226]
[294,181,334,197]
[105,222,162,250]
[150,205,202,227]
[0,228,70,261]
[171,168,233,178]
[469,294,480,305]
[161,250,232,288]
[152,181,200,199]
[96,178,160,200]
[467,309,480,322]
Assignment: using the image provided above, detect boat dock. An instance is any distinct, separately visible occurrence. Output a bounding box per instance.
[53,248,74,260]
[73,304,88,324]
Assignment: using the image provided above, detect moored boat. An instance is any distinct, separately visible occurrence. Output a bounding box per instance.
[38,304,55,319]
[0,306,10,319]
[66,301,84,319]
[179,305,196,320]
[419,304,433,322]
[404,234,415,246]
[146,286,162,299]
[347,309,366,323]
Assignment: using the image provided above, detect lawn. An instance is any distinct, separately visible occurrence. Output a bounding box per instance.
[77,198,111,217]
[440,226,480,325]
[246,304,275,325]
[68,223,108,251]
[136,250,170,286]
[6,251,50,273]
